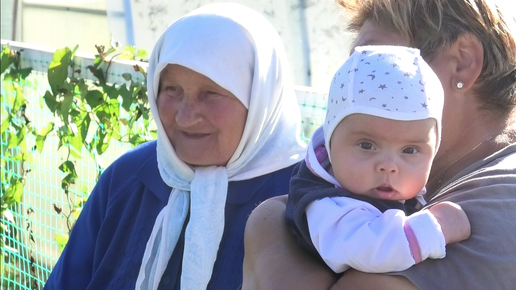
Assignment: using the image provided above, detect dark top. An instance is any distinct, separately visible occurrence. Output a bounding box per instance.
[44,140,296,290]
[285,160,417,264]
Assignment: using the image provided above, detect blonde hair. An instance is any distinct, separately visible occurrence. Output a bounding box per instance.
[338,0,516,119]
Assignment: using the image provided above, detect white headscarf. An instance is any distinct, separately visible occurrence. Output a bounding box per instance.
[136,3,306,289]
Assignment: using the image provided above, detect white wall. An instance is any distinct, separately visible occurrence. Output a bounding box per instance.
[1,0,16,40]
[6,0,356,90]
[124,0,355,89]
[16,0,111,54]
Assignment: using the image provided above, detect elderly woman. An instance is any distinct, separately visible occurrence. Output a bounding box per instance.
[243,0,516,289]
[44,3,305,289]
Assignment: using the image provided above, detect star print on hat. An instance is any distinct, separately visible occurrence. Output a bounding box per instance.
[323,45,444,154]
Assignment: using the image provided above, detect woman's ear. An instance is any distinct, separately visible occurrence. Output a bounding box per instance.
[449,33,484,92]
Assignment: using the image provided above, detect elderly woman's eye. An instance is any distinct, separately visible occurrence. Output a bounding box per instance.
[165,86,179,92]
[206,90,222,96]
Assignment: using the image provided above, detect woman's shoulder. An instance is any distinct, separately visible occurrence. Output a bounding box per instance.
[437,142,516,196]
[404,143,516,289]
[98,140,159,188]
[227,163,298,205]
[463,142,516,183]
[428,142,516,211]
[96,140,170,202]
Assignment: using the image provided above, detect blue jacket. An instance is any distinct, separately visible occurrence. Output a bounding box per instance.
[44,141,296,289]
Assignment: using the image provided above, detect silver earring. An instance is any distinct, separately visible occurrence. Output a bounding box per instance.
[456,81,464,89]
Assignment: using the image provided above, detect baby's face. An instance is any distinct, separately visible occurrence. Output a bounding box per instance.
[330,114,437,201]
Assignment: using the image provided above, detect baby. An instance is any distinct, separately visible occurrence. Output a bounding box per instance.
[285,45,470,273]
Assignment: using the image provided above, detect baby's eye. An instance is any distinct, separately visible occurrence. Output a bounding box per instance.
[402,147,419,154]
[358,142,374,150]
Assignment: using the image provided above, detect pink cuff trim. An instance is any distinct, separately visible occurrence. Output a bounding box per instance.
[404,221,422,263]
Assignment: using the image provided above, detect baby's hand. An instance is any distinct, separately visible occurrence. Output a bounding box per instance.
[428,201,471,244]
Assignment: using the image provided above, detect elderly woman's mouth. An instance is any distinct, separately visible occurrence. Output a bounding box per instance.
[181,131,210,139]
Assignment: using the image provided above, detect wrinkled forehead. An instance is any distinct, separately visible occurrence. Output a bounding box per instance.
[153,5,256,107]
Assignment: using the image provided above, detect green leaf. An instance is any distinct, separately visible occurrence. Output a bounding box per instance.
[1,46,14,74]
[122,45,136,55]
[35,122,55,153]
[72,208,82,219]
[14,67,33,79]
[59,161,78,188]
[111,122,121,141]
[129,134,149,146]
[69,108,80,118]
[80,113,91,144]
[108,98,121,118]
[60,92,74,122]
[95,128,108,155]
[62,172,78,189]
[118,84,133,111]
[7,126,26,149]
[93,56,102,67]
[122,73,132,81]
[1,115,11,135]
[11,152,25,161]
[134,49,148,59]
[48,47,72,94]
[118,45,136,60]
[68,141,82,158]
[69,130,84,158]
[55,233,69,253]
[71,45,79,58]
[3,178,24,206]
[85,90,104,108]
[70,111,90,154]
[12,83,27,113]
[75,196,88,208]
[103,46,117,57]
[40,122,55,136]
[76,79,88,99]
[132,82,142,98]
[58,160,76,174]
[43,91,57,113]
[102,83,118,100]
[93,67,106,85]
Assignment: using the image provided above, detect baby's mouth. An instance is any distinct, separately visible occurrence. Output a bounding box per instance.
[376,185,393,192]
[374,185,396,199]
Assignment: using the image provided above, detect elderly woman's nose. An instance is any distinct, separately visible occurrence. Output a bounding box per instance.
[175,97,202,126]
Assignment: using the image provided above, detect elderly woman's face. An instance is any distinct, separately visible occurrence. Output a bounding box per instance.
[157,64,248,166]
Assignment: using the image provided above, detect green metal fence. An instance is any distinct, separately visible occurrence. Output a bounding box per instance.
[0,40,328,289]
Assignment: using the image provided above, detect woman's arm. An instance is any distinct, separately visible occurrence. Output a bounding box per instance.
[242,195,467,290]
[331,270,418,290]
[242,195,337,290]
